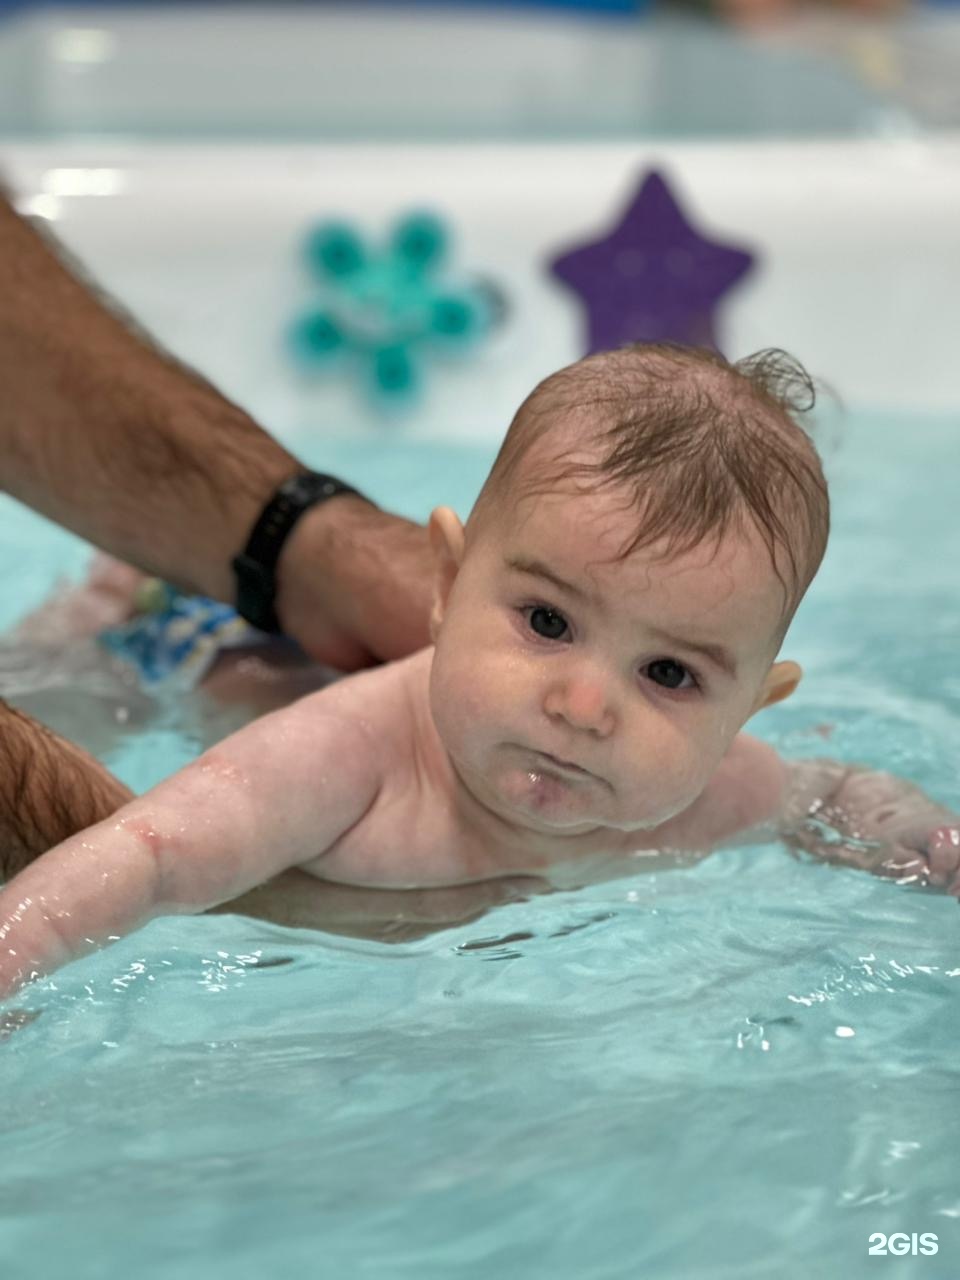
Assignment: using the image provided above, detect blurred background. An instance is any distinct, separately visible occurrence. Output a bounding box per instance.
[1,0,959,139]
[0,0,958,453]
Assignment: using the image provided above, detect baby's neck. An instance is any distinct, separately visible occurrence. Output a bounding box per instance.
[415,710,629,873]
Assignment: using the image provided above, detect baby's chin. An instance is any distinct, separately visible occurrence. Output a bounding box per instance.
[490,762,626,832]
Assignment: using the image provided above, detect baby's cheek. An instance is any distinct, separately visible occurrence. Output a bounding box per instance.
[638,734,716,820]
[685,718,738,789]
[656,716,711,776]
[430,652,490,749]
[662,766,712,821]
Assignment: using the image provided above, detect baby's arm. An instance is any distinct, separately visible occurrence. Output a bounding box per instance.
[0,694,382,996]
[680,736,960,892]
[779,759,960,891]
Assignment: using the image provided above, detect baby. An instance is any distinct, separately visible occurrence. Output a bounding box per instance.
[1,343,958,995]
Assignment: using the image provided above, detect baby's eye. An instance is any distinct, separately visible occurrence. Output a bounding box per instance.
[645,658,696,691]
[527,606,569,641]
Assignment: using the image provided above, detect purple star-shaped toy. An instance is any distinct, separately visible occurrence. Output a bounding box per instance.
[550,170,755,355]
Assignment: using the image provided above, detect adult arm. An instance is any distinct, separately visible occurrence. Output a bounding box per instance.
[0,191,432,667]
[0,700,133,882]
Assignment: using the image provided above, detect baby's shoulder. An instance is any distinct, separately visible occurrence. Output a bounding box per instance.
[656,733,789,850]
[289,647,433,756]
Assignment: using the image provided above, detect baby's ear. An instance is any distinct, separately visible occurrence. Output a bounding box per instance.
[753,660,802,713]
[428,507,465,641]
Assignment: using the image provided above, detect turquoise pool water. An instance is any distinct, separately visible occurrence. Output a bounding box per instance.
[1,410,959,1279]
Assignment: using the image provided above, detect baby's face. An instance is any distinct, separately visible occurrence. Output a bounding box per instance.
[429,482,795,839]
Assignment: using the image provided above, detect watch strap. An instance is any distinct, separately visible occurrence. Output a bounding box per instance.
[232,470,364,633]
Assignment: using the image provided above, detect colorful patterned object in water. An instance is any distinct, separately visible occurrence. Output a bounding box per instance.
[99,582,252,691]
[290,211,503,409]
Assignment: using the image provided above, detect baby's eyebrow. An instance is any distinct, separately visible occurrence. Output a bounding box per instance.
[504,554,738,679]
[505,555,590,602]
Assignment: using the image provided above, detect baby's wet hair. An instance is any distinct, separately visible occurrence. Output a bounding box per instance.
[470,342,829,628]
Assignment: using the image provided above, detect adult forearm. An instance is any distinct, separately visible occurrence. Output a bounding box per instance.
[0,191,434,666]
[0,700,133,881]
[0,193,297,600]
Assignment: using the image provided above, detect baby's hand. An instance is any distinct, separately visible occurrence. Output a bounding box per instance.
[787,763,960,894]
[925,826,960,895]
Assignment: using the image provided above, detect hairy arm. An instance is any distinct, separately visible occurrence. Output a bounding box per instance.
[0,193,296,602]
[0,192,432,666]
[0,696,383,996]
[0,700,133,882]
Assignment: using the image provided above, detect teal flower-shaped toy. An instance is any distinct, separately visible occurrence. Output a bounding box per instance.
[289,211,503,409]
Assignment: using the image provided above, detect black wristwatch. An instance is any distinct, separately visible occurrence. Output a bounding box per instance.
[232,470,365,634]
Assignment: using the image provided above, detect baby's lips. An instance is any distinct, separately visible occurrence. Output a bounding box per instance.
[926,825,960,889]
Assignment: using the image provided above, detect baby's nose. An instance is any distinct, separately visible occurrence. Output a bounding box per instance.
[544,673,616,737]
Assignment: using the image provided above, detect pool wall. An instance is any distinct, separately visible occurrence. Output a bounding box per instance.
[2,137,960,450]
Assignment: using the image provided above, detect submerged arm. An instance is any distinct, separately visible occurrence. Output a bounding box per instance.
[0,697,382,996]
[678,737,960,892]
[778,759,960,891]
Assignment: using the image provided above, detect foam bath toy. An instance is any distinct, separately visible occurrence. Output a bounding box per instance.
[550,170,755,355]
[290,210,503,409]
